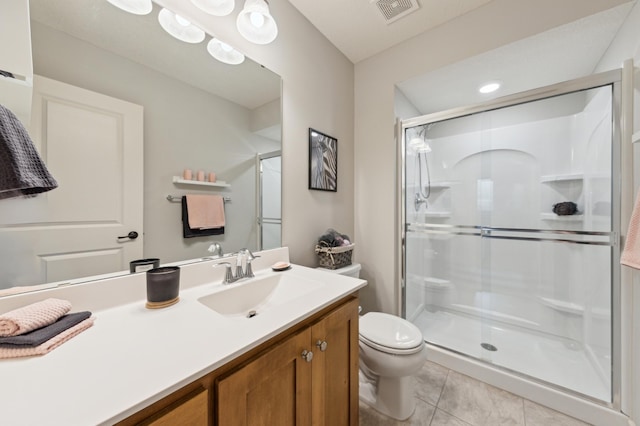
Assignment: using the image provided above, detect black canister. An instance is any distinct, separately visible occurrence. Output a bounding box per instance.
[145,266,180,309]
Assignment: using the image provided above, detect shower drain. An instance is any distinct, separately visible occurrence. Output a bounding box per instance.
[481,343,498,352]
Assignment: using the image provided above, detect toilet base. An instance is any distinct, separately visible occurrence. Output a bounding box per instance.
[359,370,416,421]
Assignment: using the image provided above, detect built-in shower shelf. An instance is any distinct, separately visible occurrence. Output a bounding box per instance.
[172,176,230,188]
[430,181,457,189]
[540,213,583,221]
[539,297,584,315]
[540,174,583,183]
[423,277,451,289]
[539,297,609,319]
[423,211,451,218]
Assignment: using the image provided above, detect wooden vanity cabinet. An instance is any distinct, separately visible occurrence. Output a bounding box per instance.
[117,295,359,426]
[216,297,359,426]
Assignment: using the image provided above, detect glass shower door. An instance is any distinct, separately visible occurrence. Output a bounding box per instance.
[402,80,618,403]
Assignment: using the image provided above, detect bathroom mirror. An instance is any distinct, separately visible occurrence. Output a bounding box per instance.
[0,0,282,295]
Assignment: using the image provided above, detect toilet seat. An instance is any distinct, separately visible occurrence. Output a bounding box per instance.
[359,312,424,355]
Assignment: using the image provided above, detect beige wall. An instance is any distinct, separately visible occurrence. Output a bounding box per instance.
[353,0,631,315]
[158,0,355,267]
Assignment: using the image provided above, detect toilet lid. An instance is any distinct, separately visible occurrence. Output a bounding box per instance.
[359,312,424,353]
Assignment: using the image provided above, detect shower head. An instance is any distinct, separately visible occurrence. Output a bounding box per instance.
[408,126,432,153]
[409,137,431,153]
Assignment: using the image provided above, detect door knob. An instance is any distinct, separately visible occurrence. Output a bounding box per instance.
[117,231,139,241]
[301,350,314,362]
[316,340,328,352]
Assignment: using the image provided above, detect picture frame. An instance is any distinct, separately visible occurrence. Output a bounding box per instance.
[308,128,338,192]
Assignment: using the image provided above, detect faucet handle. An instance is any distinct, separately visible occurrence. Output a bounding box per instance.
[244,255,260,278]
[213,262,233,284]
[239,248,256,260]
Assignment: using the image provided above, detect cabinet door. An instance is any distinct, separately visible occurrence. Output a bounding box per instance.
[311,298,359,426]
[217,328,313,426]
[145,387,208,426]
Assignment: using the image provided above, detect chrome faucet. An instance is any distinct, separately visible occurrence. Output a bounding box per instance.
[213,262,237,284]
[213,249,260,284]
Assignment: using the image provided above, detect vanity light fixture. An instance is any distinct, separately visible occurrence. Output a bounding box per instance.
[158,8,206,43]
[106,0,152,15]
[191,0,235,17]
[236,0,278,45]
[207,38,245,65]
[479,81,501,94]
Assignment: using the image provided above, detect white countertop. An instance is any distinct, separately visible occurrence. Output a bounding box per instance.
[0,248,366,425]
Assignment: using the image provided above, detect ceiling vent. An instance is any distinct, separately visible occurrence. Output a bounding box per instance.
[370,0,420,24]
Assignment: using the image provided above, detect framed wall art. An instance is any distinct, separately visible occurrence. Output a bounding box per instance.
[308,128,337,192]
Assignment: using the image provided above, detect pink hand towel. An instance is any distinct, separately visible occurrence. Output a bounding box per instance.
[0,316,94,359]
[0,298,72,337]
[186,194,225,229]
[622,190,640,269]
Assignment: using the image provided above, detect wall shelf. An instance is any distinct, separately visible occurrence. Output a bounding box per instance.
[632,131,640,144]
[172,176,230,188]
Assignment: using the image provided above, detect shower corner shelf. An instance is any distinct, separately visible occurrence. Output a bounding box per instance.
[540,213,583,221]
[430,181,457,189]
[540,173,583,183]
[423,211,451,218]
[172,176,230,188]
[423,277,451,289]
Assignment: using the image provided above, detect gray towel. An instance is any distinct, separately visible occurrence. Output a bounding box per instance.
[0,311,91,347]
[0,103,58,200]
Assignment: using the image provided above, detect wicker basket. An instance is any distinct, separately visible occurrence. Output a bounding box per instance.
[315,243,355,270]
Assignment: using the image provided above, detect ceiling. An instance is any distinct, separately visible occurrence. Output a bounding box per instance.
[287,0,493,63]
[396,2,635,115]
[28,0,281,110]
[288,0,635,114]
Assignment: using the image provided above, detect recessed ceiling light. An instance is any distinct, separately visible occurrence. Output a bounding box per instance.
[479,82,501,94]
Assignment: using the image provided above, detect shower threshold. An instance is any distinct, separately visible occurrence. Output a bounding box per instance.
[412,308,610,402]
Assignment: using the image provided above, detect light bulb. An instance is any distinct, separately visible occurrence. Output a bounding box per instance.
[175,15,191,26]
[479,82,501,94]
[250,12,265,28]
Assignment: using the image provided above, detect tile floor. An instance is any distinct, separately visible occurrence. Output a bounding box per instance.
[359,360,592,426]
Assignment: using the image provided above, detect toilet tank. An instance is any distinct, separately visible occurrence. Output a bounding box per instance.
[319,263,361,278]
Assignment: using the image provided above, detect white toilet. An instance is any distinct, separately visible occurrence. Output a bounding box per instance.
[320,263,427,421]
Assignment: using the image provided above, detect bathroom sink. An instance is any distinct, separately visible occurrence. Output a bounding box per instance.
[198,273,323,318]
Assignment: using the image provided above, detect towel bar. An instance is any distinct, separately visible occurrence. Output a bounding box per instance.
[166,195,231,203]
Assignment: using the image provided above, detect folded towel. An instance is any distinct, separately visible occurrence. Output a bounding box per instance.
[0,298,72,337]
[622,189,640,269]
[185,194,225,229]
[181,196,224,238]
[0,316,94,359]
[0,311,91,347]
[0,103,58,200]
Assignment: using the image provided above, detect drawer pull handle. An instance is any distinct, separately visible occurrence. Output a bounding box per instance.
[301,350,313,362]
[316,340,328,352]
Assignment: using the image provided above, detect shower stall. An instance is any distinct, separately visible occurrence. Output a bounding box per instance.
[399,69,630,414]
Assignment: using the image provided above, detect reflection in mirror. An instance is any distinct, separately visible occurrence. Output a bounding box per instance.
[0,0,282,296]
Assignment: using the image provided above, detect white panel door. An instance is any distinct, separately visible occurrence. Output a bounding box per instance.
[0,75,143,289]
